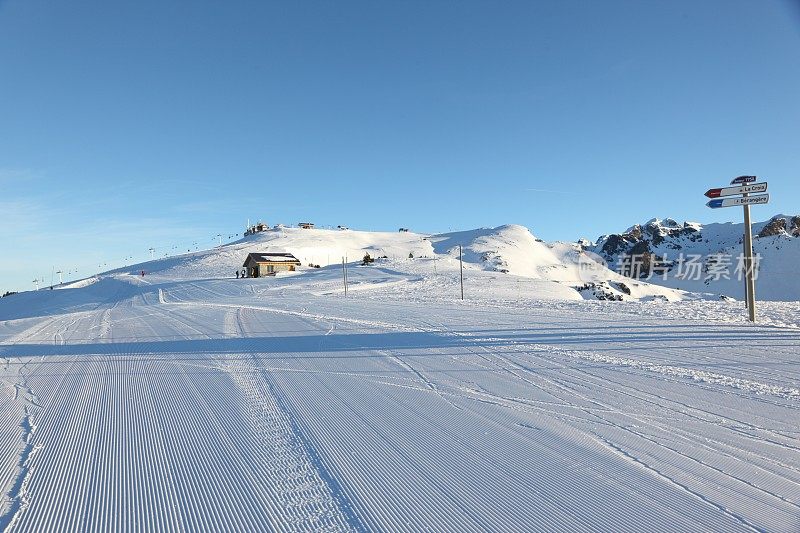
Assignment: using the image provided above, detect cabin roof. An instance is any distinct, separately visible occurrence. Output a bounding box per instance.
[243,252,301,267]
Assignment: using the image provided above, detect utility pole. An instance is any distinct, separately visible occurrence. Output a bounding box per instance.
[56,270,63,284]
[217,234,222,246]
[33,278,39,291]
[149,247,155,260]
[459,245,464,300]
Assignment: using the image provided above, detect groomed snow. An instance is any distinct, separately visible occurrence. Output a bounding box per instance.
[0,227,798,532]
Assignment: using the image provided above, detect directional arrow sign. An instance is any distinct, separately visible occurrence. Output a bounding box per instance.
[705,182,768,198]
[731,175,757,185]
[706,193,769,209]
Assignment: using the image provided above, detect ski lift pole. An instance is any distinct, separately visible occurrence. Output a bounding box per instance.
[459,245,464,300]
[341,257,346,296]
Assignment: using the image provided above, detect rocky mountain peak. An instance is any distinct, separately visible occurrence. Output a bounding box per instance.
[756,215,800,239]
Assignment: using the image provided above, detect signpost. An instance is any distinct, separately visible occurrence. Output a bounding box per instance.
[704,176,769,322]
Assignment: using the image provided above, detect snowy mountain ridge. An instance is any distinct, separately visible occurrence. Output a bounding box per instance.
[588,214,800,300]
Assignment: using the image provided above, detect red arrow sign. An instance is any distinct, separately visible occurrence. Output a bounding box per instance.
[705,182,768,198]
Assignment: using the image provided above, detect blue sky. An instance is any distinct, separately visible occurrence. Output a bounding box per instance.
[1,0,799,292]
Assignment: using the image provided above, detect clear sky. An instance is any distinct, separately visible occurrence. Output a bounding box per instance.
[1,0,799,292]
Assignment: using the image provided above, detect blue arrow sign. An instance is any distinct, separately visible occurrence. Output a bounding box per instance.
[706,194,769,208]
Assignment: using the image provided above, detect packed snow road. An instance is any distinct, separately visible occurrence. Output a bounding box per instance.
[0,275,799,531]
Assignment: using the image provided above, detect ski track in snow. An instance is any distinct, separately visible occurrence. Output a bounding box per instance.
[0,274,798,532]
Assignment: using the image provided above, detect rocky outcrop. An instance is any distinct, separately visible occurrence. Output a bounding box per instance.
[595,218,702,263]
[600,234,636,259]
[755,216,800,239]
[757,217,787,238]
[576,282,624,301]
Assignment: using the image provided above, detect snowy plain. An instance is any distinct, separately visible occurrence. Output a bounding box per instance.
[0,227,798,532]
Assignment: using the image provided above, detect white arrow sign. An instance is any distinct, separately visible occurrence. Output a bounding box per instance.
[706,193,769,209]
[705,182,767,198]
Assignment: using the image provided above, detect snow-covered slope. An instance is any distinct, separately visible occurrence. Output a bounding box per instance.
[1,242,798,531]
[588,215,800,301]
[90,225,699,303]
[1,223,799,532]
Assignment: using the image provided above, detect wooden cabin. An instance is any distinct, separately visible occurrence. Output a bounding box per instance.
[243,252,301,277]
[298,222,315,229]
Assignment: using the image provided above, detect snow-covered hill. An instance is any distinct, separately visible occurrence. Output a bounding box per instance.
[588,215,800,301]
[89,224,700,303]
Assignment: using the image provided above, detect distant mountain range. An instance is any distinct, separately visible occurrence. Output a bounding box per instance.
[586,214,800,301]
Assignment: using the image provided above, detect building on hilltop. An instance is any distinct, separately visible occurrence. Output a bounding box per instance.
[298,222,315,229]
[243,252,301,277]
[244,222,268,236]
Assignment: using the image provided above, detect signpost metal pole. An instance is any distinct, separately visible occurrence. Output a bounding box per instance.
[730,176,757,322]
[741,191,750,311]
[742,199,756,321]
